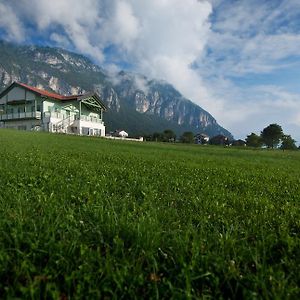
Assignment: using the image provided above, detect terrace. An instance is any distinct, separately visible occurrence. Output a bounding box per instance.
[43,112,104,124]
[0,111,41,121]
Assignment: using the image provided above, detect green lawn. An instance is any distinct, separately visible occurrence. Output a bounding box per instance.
[0,129,299,299]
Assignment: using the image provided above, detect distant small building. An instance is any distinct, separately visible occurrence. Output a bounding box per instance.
[194,133,210,145]
[114,130,128,138]
[105,130,143,142]
[118,130,128,138]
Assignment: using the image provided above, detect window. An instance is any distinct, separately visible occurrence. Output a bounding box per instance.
[18,106,25,113]
[82,127,89,135]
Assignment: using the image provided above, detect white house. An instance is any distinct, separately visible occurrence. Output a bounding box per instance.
[117,130,129,138]
[0,82,107,136]
[194,133,210,144]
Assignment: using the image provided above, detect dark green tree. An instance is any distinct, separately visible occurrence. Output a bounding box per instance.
[281,135,297,150]
[152,132,164,142]
[245,133,263,148]
[163,129,176,142]
[180,131,194,143]
[261,123,283,149]
[209,135,229,146]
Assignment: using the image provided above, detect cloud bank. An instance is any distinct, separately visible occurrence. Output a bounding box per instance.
[0,0,300,141]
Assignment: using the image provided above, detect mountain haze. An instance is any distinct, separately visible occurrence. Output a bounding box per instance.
[0,41,232,138]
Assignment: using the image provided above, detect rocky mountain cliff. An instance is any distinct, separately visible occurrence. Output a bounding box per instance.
[0,41,232,137]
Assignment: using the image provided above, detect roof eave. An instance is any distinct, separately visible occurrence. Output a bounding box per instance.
[78,92,107,111]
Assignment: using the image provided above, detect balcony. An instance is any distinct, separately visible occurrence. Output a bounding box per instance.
[0,111,41,121]
[44,112,103,124]
[75,114,104,124]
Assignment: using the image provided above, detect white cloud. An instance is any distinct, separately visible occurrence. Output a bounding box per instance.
[0,0,214,109]
[196,0,300,141]
[50,33,71,48]
[203,0,300,76]
[118,0,215,117]
[5,0,105,62]
[0,3,25,42]
[0,0,300,142]
[110,1,140,49]
[204,81,300,141]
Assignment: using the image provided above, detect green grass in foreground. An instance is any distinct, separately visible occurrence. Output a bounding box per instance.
[0,129,299,299]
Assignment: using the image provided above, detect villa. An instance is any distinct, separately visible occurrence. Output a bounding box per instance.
[0,82,106,136]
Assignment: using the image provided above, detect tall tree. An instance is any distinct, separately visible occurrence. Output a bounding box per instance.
[180,131,194,143]
[152,132,164,142]
[209,135,229,146]
[163,129,176,142]
[281,135,297,150]
[261,124,283,149]
[245,133,262,148]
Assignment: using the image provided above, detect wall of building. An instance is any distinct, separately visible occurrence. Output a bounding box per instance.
[0,87,106,136]
[81,106,102,120]
[73,119,105,136]
[2,119,42,130]
[0,87,35,104]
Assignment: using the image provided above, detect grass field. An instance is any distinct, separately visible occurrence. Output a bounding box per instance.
[0,129,299,299]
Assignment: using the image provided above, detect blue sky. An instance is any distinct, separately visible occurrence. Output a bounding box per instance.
[0,0,300,142]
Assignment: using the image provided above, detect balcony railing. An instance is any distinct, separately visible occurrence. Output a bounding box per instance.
[44,112,65,119]
[75,114,103,124]
[44,112,103,124]
[0,111,103,124]
[0,111,41,121]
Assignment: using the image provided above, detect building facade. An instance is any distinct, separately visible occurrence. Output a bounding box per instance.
[0,82,106,136]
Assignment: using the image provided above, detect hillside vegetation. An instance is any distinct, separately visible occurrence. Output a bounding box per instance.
[0,130,299,299]
[0,41,232,137]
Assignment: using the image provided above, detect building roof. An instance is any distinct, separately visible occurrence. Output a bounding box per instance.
[17,82,80,100]
[195,133,209,138]
[0,81,107,110]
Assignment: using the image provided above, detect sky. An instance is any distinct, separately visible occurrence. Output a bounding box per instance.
[0,0,300,142]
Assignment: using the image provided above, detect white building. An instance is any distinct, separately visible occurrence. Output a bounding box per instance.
[117,130,129,138]
[194,133,210,144]
[0,82,107,136]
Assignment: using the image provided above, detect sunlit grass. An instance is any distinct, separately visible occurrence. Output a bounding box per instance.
[0,129,299,299]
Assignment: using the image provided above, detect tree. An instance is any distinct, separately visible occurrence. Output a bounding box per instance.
[281,135,297,150]
[232,139,246,146]
[245,133,263,148]
[209,135,229,146]
[180,131,194,143]
[261,123,283,149]
[152,132,164,142]
[163,129,176,142]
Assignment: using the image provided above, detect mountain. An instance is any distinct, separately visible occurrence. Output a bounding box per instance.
[0,41,232,138]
